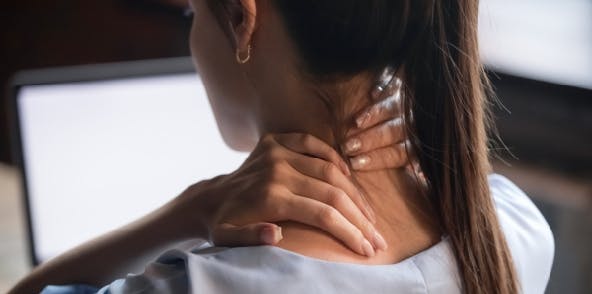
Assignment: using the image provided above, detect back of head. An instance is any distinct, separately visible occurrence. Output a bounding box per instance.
[271,1,519,293]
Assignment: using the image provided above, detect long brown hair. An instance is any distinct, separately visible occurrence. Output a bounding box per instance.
[209,0,519,292]
[401,1,520,293]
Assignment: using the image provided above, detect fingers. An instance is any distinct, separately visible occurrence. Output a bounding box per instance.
[349,141,410,171]
[286,154,376,223]
[343,118,405,157]
[274,133,351,176]
[344,72,409,171]
[284,173,387,251]
[362,71,403,130]
[342,74,408,171]
[355,91,401,130]
[276,192,377,257]
[211,222,283,247]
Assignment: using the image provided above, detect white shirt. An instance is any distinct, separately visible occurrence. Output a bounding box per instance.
[98,174,555,294]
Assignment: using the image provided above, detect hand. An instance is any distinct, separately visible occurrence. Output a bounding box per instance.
[169,133,388,257]
[342,74,412,171]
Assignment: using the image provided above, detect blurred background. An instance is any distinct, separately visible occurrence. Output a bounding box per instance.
[0,0,590,293]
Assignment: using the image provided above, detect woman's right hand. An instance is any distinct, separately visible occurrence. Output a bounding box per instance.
[168,133,387,257]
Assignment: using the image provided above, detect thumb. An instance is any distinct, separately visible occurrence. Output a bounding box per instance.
[211,222,283,247]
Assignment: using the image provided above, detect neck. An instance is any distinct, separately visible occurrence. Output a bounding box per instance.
[251,70,441,264]
[277,169,441,265]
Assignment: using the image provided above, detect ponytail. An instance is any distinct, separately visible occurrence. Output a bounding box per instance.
[402,1,519,293]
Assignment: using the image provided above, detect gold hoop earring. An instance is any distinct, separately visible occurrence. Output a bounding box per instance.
[236,45,252,64]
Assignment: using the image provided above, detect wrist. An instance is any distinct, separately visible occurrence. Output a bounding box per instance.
[161,179,217,242]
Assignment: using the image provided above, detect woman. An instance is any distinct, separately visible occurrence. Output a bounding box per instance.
[11,0,554,293]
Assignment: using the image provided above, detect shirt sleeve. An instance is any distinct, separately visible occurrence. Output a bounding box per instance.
[77,249,192,294]
[40,241,208,294]
[489,174,555,294]
[41,284,100,294]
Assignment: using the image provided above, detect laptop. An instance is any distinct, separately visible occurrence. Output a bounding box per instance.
[9,57,248,265]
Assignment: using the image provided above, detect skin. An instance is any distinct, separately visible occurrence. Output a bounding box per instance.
[9,0,428,292]
[189,0,441,264]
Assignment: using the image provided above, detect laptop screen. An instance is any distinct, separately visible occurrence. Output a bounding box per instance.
[15,66,248,264]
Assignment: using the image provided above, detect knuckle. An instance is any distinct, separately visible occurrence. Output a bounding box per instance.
[273,201,288,219]
[273,159,288,174]
[264,147,283,163]
[260,134,277,150]
[264,181,284,196]
[260,184,276,199]
[327,188,347,208]
[300,133,314,147]
[318,143,332,157]
[262,133,275,143]
[318,206,339,227]
[273,206,285,219]
[260,184,280,208]
[322,162,339,182]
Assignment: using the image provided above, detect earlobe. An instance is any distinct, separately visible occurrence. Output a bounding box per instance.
[233,0,257,53]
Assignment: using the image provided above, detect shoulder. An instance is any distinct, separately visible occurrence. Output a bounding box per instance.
[101,244,449,293]
[488,174,555,294]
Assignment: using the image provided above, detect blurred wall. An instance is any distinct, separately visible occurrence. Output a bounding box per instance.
[0,0,191,164]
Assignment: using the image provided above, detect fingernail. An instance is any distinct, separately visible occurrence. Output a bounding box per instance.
[351,155,370,170]
[355,111,371,128]
[362,239,375,257]
[344,138,361,154]
[373,231,388,251]
[261,225,282,244]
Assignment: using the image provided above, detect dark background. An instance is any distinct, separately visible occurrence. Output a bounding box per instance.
[0,0,591,293]
[0,0,190,164]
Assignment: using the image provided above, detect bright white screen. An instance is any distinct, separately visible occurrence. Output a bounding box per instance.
[18,74,248,263]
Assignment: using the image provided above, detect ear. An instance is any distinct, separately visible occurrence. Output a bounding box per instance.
[228,0,257,52]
